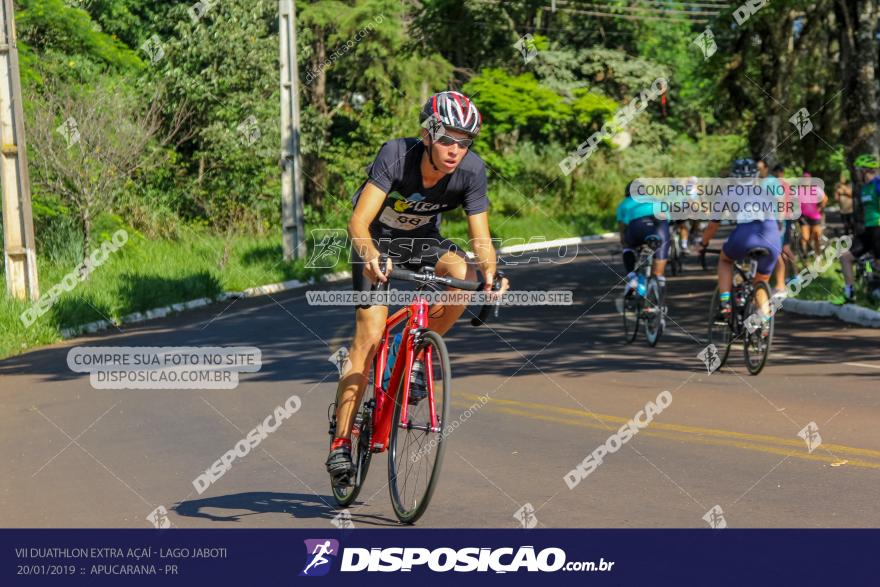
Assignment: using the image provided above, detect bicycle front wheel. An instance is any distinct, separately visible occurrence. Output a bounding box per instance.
[743,282,774,375]
[388,330,451,524]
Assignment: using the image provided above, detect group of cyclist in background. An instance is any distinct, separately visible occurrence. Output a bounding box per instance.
[615,153,880,347]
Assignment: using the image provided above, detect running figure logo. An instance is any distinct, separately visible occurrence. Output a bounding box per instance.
[328,347,352,378]
[797,421,822,453]
[514,503,538,528]
[513,33,539,64]
[146,505,171,529]
[306,228,347,269]
[692,27,717,60]
[789,107,813,139]
[702,505,727,529]
[421,112,446,142]
[300,539,340,577]
[697,344,722,374]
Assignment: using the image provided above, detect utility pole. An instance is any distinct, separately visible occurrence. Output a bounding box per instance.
[0,0,38,301]
[279,0,306,261]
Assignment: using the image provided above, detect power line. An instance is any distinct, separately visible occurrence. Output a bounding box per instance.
[629,0,732,6]
[474,0,712,24]
[541,5,710,23]
[554,0,720,17]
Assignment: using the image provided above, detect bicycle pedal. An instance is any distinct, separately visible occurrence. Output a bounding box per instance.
[331,472,354,488]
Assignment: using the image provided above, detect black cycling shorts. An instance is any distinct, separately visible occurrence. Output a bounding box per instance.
[624,217,670,260]
[850,226,880,258]
[351,229,468,308]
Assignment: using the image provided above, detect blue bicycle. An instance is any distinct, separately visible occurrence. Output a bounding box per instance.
[622,235,665,346]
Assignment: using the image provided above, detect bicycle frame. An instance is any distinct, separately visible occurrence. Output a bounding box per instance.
[728,259,760,328]
[635,244,659,295]
[640,248,654,280]
[627,244,661,317]
[734,258,759,286]
[367,295,437,453]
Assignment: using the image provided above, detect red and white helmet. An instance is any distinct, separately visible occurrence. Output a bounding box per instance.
[419,91,482,137]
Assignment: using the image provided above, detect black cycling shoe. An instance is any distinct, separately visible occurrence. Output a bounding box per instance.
[325,446,353,485]
[715,300,732,322]
[408,361,428,405]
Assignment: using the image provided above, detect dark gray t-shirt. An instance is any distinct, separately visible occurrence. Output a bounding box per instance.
[352,137,489,235]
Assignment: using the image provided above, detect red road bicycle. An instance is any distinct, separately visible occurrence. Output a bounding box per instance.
[328,257,503,524]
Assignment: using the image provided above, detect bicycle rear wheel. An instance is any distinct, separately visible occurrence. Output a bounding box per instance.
[644,277,664,347]
[331,366,374,507]
[707,286,732,367]
[388,330,450,524]
[743,282,773,375]
[622,291,640,343]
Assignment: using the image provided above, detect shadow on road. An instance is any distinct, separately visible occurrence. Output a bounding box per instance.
[174,491,401,527]
[3,239,876,387]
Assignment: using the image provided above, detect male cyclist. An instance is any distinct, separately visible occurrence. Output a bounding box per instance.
[617,180,669,308]
[326,91,509,485]
[840,154,880,302]
[699,158,781,326]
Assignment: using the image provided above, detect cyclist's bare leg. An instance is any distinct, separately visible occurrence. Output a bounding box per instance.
[753,273,772,315]
[426,250,478,336]
[334,305,388,438]
[651,259,667,277]
[810,224,823,256]
[651,259,668,307]
[800,223,810,253]
[840,250,856,287]
[718,251,734,293]
[773,254,786,290]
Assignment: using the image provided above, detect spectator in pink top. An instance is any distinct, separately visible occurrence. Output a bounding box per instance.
[798,171,828,257]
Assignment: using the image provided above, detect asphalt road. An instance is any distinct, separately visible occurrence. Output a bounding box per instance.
[2,236,879,529]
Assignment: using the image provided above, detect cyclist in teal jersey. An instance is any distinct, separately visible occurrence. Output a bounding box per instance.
[616,182,669,301]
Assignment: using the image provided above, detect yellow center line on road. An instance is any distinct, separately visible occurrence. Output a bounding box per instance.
[453,394,880,470]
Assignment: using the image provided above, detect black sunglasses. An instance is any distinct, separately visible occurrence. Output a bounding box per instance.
[435,134,473,148]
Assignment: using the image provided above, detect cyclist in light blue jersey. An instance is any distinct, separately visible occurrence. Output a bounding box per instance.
[616,181,669,300]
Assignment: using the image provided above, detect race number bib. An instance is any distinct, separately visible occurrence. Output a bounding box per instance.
[378,207,432,231]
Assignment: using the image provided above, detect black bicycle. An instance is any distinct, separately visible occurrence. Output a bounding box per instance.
[622,235,665,346]
[703,247,774,375]
[668,227,684,276]
[784,220,808,277]
[854,251,880,301]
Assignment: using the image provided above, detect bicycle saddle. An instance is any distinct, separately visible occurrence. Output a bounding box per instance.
[745,247,771,258]
[643,235,662,251]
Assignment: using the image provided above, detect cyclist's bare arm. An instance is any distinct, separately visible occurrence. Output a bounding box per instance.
[468,211,509,294]
[700,220,720,247]
[349,182,392,282]
[618,222,626,246]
